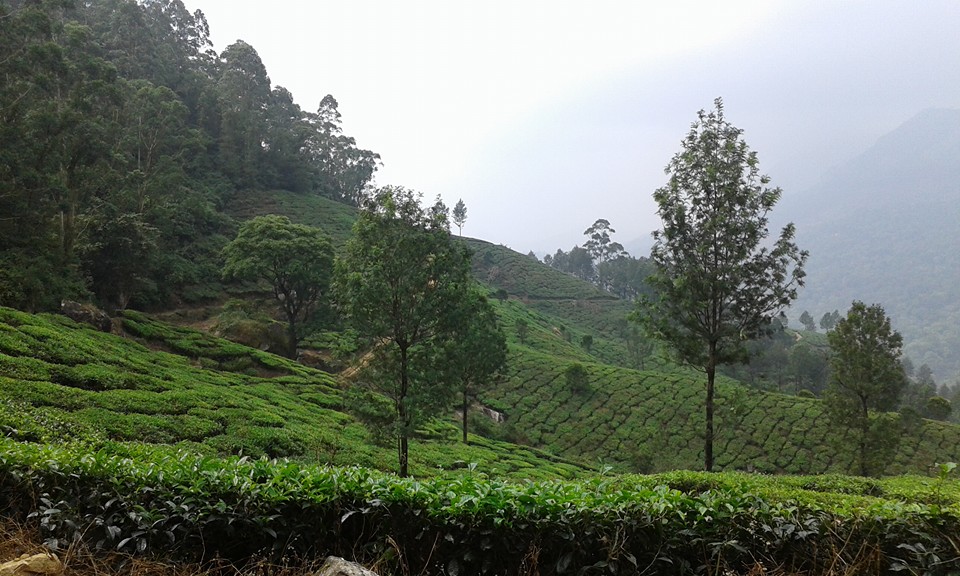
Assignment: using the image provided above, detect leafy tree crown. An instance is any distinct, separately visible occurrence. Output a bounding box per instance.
[639,97,807,369]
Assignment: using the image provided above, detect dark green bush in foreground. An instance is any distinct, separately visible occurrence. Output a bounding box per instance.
[2,439,958,575]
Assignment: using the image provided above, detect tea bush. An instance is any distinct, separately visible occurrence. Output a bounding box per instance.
[1,439,958,575]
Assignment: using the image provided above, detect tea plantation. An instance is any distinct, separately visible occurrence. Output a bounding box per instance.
[4,233,960,574]
[2,438,959,574]
[4,298,960,573]
[0,306,585,480]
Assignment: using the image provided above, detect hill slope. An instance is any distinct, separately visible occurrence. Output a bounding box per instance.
[782,108,960,380]
[0,307,587,480]
[458,240,960,475]
[9,181,960,479]
[485,344,960,474]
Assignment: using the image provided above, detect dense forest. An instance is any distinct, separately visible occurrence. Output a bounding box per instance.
[0,0,378,312]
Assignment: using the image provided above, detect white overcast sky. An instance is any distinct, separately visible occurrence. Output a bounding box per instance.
[183,0,960,255]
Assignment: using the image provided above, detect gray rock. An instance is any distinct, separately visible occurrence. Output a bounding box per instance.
[314,556,379,576]
[60,300,112,332]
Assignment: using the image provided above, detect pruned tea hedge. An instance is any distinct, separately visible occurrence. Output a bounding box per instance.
[2,439,958,575]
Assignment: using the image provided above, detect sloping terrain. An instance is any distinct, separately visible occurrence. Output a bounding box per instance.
[8,184,960,479]
[225,189,360,247]
[0,307,586,480]
[461,240,960,475]
[486,346,960,474]
[782,108,960,379]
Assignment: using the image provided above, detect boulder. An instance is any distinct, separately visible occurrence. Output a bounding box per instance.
[314,556,379,576]
[481,405,506,423]
[60,300,112,332]
[0,553,63,576]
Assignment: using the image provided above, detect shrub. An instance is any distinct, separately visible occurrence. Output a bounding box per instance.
[926,396,952,421]
[564,363,590,394]
[2,440,960,574]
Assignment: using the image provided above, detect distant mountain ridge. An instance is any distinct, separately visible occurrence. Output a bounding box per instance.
[783,108,960,380]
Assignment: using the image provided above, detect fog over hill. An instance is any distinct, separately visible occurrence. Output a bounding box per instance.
[780,109,960,380]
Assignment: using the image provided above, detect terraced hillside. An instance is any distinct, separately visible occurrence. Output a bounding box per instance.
[447,237,960,476]
[481,345,960,475]
[0,307,587,480]
[33,187,957,479]
[225,189,360,246]
[466,239,655,369]
[467,238,614,301]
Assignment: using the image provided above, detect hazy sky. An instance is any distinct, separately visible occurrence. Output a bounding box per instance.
[183,1,960,254]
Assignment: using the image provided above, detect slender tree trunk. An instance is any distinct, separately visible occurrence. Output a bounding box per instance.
[462,388,469,444]
[398,345,410,477]
[859,396,869,476]
[859,428,868,477]
[286,315,298,360]
[705,343,717,472]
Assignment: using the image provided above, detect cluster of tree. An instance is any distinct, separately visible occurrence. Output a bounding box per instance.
[823,302,907,476]
[721,318,830,396]
[732,311,953,427]
[0,0,378,312]
[798,310,841,332]
[542,219,655,300]
[899,358,953,421]
[222,187,506,477]
[629,99,959,476]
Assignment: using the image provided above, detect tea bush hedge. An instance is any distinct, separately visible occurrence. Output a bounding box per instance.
[1,439,958,575]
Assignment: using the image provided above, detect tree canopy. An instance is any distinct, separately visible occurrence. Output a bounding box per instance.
[222,215,334,358]
[445,289,508,443]
[452,199,467,236]
[635,98,807,472]
[334,186,474,476]
[544,220,653,300]
[825,301,906,476]
[0,0,378,312]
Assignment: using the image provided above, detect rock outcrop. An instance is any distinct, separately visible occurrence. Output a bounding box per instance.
[60,300,112,333]
[0,553,63,576]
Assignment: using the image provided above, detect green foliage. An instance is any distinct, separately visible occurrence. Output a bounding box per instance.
[0,0,381,312]
[819,310,841,331]
[467,239,613,301]
[222,215,334,357]
[335,187,479,475]
[452,198,467,235]
[446,290,508,442]
[515,317,529,345]
[482,341,960,475]
[2,439,960,574]
[564,363,590,394]
[580,334,593,352]
[926,396,952,421]
[582,218,626,263]
[636,97,807,471]
[826,301,907,476]
[544,229,654,301]
[0,307,585,478]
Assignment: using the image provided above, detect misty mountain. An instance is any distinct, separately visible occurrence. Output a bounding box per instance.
[782,108,960,380]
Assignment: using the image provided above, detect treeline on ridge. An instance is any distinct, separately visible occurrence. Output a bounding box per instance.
[540,218,655,301]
